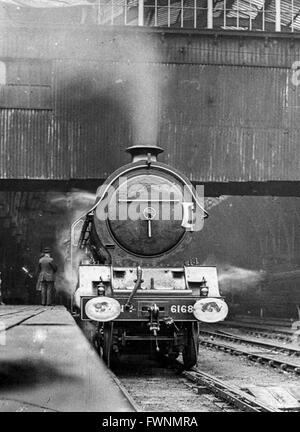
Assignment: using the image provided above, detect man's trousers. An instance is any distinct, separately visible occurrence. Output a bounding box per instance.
[41,281,55,306]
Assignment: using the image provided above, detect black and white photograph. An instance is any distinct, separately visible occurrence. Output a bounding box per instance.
[0,0,300,420]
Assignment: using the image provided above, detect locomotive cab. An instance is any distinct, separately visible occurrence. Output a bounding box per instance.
[72,145,228,369]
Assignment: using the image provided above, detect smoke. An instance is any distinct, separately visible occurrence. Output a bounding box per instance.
[50,190,95,209]
[204,196,230,211]
[126,59,161,145]
[217,264,266,294]
[58,33,163,148]
[109,39,163,146]
[55,228,88,297]
[49,190,96,296]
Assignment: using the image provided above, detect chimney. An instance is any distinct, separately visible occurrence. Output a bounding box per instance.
[126,145,164,163]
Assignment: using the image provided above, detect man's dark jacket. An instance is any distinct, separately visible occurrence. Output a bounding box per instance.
[38,255,57,282]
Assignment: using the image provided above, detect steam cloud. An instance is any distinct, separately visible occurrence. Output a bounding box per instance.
[50,190,96,297]
[50,189,267,300]
[58,33,163,147]
[217,264,266,294]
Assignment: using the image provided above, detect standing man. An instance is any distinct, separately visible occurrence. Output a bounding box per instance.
[37,247,57,306]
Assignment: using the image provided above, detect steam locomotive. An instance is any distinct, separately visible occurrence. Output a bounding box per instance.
[72,145,228,369]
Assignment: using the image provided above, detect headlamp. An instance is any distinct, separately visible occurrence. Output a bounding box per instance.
[85,296,121,322]
[193,298,228,323]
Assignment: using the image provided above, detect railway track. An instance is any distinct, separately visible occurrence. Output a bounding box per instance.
[199,330,300,375]
[182,367,276,412]
[199,329,300,357]
[112,357,280,412]
[114,361,239,412]
[220,320,299,343]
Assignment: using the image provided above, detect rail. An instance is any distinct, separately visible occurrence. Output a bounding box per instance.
[199,328,300,356]
[183,367,277,412]
[199,337,300,374]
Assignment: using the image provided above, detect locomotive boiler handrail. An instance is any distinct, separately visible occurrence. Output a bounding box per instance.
[71,161,209,231]
[77,215,92,248]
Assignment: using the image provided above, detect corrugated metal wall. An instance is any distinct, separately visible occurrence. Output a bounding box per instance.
[0,25,300,181]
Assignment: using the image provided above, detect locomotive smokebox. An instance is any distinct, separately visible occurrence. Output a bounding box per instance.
[126,145,164,163]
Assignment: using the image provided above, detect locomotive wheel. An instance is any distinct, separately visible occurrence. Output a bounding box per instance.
[94,323,114,367]
[182,322,199,370]
[102,322,113,365]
